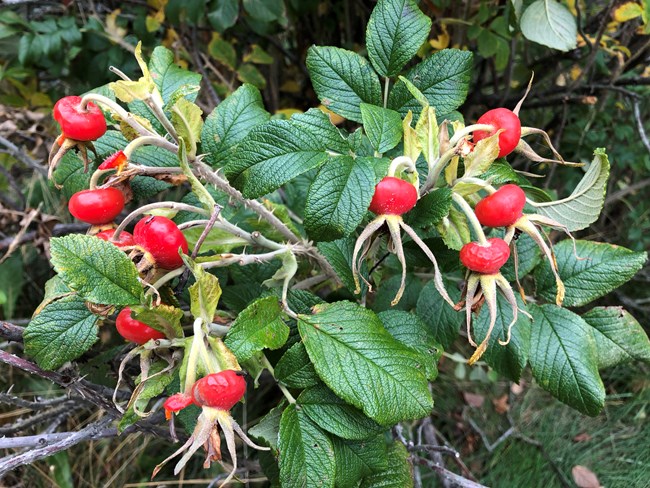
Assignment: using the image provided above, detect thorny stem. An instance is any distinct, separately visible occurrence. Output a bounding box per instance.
[191,205,222,259]
[111,202,209,241]
[451,193,487,245]
[260,355,296,404]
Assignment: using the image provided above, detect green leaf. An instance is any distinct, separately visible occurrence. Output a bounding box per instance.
[250,402,285,449]
[208,0,239,32]
[298,302,433,425]
[131,304,184,339]
[479,159,530,186]
[275,342,320,389]
[225,296,289,362]
[372,273,423,313]
[237,63,267,89]
[360,103,403,153]
[377,310,442,380]
[24,296,99,370]
[527,149,609,231]
[534,240,647,307]
[500,232,541,282]
[360,442,413,488]
[366,0,432,77]
[333,435,388,488]
[304,156,376,242]
[436,205,470,251]
[298,384,384,441]
[243,0,283,22]
[278,404,336,488]
[208,35,237,70]
[50,235,143,306]
[528,304,605,416]
[306,46,382,123]
[317,237,368,294]
[171,98,203,156]
[388,49,472,118]
[149,46,202,103]
[582,307,650,369]
[520,0,577,52]
[290,108,350,155]
[472,293,531,382]
[225,110,340,198]
[202,83,270,167]
[404,187,452,228]
[416,279,462,350]
[52,153,97,200]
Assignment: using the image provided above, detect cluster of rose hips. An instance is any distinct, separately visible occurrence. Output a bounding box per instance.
[53,96,190,345]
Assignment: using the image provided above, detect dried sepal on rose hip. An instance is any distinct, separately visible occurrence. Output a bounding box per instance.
[49,96,107,181]
[352,159,453,308]
[458,237,530,365]
[156,370,269,485]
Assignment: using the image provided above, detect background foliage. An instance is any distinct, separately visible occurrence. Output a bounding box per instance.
[1,1,649,487]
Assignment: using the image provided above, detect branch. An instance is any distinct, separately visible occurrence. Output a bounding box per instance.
[0,416,114,477]
[0,321,24,342]
[0,135,47,177]
[0,223,89,252]
[411,456,488,488]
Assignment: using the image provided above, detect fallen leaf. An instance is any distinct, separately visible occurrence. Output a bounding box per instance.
[492,394,509,414]
[573,432,592,443]
[463,392,485,408]
[572,465,601,488]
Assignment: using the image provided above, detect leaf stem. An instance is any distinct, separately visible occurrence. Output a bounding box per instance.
[383,77,390,108]
[260,355,296,404]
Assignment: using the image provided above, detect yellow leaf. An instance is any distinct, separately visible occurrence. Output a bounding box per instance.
[613,2,643,22]
[429,24,450,51]
[275,108,303,120]
[146,15,161,32]
[105,9,127,40]
[317,105,345,125]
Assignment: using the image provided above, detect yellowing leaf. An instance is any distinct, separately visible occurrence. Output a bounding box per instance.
[208,33,237,70]
[429,24,450,51]
[613,2,643,22]
[317,105,345,125]
[109,42,157,103]
[171,98,204,156]
[244,44,274,64]
[106,9,127,40]
[275,108,303,120]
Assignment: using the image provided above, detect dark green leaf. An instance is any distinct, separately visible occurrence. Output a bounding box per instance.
[24,296,99,370]
[372,273,423,313]
[534,240,647,307]
[149,46,202,103]
[243,0,284,22]
[275,342,320,389]
[298,384,384,440]
[416,279,462,349]
[317,237,368,294]
[304,156,376,242]
[307,46,382,123]
[360,442,413,488]
[404,187,452,228]
[208,0,239,32]
[360,103,403,153]
[388,49,472,118]
[250,402,285,449]
[582,307,650,369]
[528,304,605,416]
[278,404,336,488]
[333,435,388,488]
[366,0,432,77]
[298,302,433,425]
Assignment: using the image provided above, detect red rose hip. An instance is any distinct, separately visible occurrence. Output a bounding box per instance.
[191,370,247,411]
[475,184,526,227]
[473,108,521,158]
[115,307,165,345]
[68,188,125,225]
[53,96,107,141]
[460,238,511,274]
[369,176,418,215]
[133,216,188,269]
[96,229,135,248]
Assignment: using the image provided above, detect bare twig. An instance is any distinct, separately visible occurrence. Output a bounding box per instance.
[411,456,488,488]
[632,98,650,155]
[0,321,25,342]
[0,135,47,176]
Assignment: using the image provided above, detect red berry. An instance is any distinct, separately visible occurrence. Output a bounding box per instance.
[98,150,128,170]
[192,370,247,410]
[115,307,165,345]
[475,184,526,227]
[473,108,521,158]
[460,238,511,274]
[96,229,135,248]
[53,96,107,141]
[369,176,418,215]
[68,188,125,225]
[163,393,196,420]
[133,216,188,269]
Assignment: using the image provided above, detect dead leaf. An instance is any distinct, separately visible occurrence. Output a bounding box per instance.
[572,465,602,488]
[463,392,485,408]
[573,432,592,443]
[492,394,509,414]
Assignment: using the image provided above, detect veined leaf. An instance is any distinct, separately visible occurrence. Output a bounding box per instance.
[304,156,376,242]
[528,304,605,416]
[520,0,577,52]
[582,307,650,369]
[360,442,413,488]
[50,235,143,306]
[278,404,336,488]
[333,435,389,488]
[527,149,609,231]
[275,342,320,389]
[307,46,382,123]
[24,295,99,370]
[534,240,647,307]
[360,103,403,153]
[366,0,432,77]
[298,302,433,425]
